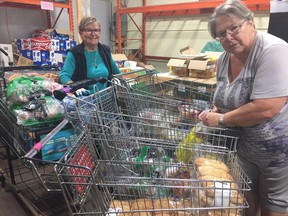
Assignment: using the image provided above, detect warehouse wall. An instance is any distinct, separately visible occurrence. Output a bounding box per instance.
[116,1,270,72]
[0,7,48,44]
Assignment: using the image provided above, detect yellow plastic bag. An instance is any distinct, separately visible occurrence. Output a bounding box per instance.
[176,123,203,163]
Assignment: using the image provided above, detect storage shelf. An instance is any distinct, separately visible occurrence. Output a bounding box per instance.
[0,0,74,35]
[116,0,270,60]
[0,0,71,9]
[119,0,270,16]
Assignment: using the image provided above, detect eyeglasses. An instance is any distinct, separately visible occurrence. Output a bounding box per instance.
[83,29,101,34]
[215,19,247,42]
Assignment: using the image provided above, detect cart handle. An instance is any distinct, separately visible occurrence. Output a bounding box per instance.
[24,118,70,159]
[54,77,107,101]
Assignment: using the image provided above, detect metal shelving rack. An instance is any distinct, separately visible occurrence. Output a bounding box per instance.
[116,0,270,63]
[0,0,74,36]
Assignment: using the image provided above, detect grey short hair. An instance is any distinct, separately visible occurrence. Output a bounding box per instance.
[78,16,101,33]
[208,0,254,39]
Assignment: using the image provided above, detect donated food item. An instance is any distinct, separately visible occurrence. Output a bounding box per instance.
[6,72,59,83]
[132,213,152,216]
[131,199,153,216]
[108,199,132,216]
[170,199,196,216]
[199,175,238,190]
[175,124,202,163]
[153,198,174,215]
[197,166,233,181]
[195,157,244,207]
[205,209,242,216]
[167,166,193,198]
[199,188,244,207]
[203,185,244,205]
[14,96,64,126]
[153,213,172,216]
[194,158,229,173]
[132,199,153,210]
[6,75,62,108]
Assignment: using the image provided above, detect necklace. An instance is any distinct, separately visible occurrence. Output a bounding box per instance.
[86,49,98,68]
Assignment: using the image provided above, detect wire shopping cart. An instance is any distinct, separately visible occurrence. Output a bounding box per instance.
[53,108,249,216]
[0,65,73,215]
[115,70,214,111]
[0,65,108,215]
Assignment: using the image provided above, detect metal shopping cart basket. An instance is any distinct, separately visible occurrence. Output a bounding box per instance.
[51,78,201,132]
[54,109,250,216]
[115,70,214,112]
[0,66,110,215]
[0,65,79,215]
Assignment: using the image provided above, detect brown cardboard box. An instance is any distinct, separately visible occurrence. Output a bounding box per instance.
[188,58,217,79]
[13,54,34,66]
[112,53,128,68]
[167,59,188,77]
[179,46,198,55]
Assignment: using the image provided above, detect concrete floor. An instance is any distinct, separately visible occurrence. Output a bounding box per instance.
[0,183,29,216]
[0,146,69,216]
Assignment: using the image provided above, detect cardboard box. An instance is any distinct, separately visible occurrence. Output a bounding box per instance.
[41,128,77,161]
[180,46,198,55]
[188,58,217,79]
[167,59,188,77]
[45,28,73,39]
[13,54,34,66]
[112,53,128,68]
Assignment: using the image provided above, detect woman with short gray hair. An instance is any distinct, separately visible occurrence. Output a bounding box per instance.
[199,1,288,215]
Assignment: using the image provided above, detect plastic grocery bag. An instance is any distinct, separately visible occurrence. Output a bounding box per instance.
[176,123,203,163]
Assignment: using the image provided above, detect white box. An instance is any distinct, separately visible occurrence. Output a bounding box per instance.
[51,39,60,51]
[0,44,13,66]
[32,50,41,62]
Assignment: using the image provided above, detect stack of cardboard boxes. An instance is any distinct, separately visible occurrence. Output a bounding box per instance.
[167,46,220,79]
[164,46,222,106]
[15,28,76,67]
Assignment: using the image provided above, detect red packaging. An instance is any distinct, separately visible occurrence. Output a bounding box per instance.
[30,38,52,50]
[32,29,50,38]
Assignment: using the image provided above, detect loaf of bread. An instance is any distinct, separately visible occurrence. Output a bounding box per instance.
[197,166,233,180]
[153,198,171,209]
[195,158,229,173]
[195,157,245,207]
[153,198,176,215]
[170,199,196,216]
[132,212,152,216]
[198,175,232,183]
[109,198,178,216]
[198,176,244,206]
[108,199,132,216]
[205,209,241,216]
[154,213,173,216]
